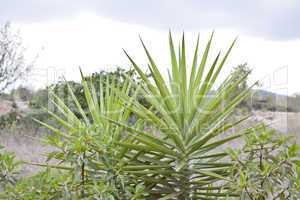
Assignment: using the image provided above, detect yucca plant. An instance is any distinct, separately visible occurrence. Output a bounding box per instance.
[27,32,265,199]
[106,32,264,199]
[28,71,148,199]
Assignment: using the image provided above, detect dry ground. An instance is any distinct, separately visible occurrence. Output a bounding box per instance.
[252,111,300,143]
[0,130,55,176]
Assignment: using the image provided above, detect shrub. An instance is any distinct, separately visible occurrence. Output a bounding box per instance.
[0,145,20,190]
[228,128,300,199]
[1,170,74,199]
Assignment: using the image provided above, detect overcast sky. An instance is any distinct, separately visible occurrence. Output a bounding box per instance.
[1,0,299,94]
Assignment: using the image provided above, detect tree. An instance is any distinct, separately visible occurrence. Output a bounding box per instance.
[229,63,252,111]
[0,22,31,93]
[231,63,251,91]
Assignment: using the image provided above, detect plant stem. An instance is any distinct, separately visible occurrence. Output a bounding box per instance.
[81,151,86,198]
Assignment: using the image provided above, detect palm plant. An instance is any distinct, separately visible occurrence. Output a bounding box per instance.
[110,32,263,199]
[31,72,147,199]
[29,32,264,199]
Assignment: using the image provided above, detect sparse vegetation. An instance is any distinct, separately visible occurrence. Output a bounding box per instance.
[0,22,32,93]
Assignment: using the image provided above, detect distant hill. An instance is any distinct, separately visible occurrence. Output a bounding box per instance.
[0,86,299,117]
[250,89,300,112]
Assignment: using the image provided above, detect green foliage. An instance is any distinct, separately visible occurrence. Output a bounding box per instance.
[228,128,300,199]
[230,63,252,110]
[231,63,251,91]
[0,145,20,189]
[0,68,144,133]
[112,32,262,199]
[1,170,72,199]
[0,110,19,128]
[10,87,33,102]
[27,68,148,199]
[50,80,85,116]
[0,105,48,134]
[29,67,148,122]
[29,89,49,109]
[1,166,146,199]
[29,32,264,199]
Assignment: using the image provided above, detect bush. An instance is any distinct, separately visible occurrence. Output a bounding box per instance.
[1,170,74,199]
[0,111,20,129]
[228,128,300,199]
[0,145,20,190]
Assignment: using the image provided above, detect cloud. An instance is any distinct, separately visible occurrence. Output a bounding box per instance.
[1,0,300,40]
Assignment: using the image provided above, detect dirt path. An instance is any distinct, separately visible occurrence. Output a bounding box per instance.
[252,111,300,142]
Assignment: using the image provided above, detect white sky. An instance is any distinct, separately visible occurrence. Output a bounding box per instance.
[15,13,300,95]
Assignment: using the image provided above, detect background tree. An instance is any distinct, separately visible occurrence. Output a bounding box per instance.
[0,22,31,93]
[231,63,251,90]
[229,63,252,111]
